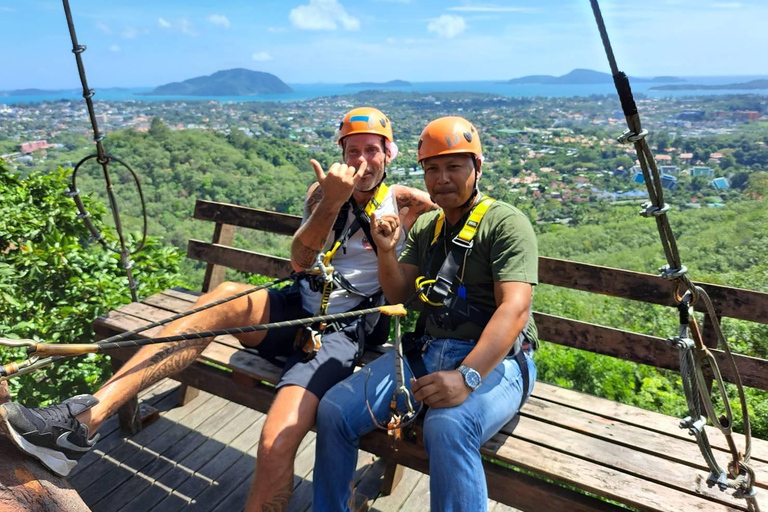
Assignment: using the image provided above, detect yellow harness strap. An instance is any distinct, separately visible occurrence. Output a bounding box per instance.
[323,184,390,266]
[430,196,495,247]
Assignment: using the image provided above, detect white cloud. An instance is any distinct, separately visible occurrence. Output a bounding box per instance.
[252,51,273,61]
[428,15,466,38]
[109,45,121,52]
[96,22,112,34]
[207,14,231,28]
[121,27,138,39]
[179,18,198,36]
[158,17,171,28]
[712,2,741,7]
[290,0,360,31]
[448,5,536,13]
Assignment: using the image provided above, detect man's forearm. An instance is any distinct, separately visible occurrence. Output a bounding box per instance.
[378,252,412,305]
[291,196,344,270]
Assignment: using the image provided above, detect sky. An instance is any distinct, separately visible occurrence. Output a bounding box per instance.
[1,0,768,89]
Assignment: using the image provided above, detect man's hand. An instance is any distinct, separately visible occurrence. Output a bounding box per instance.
[370,207,408,255]
[410,370,471,409]
[310,159,367,206]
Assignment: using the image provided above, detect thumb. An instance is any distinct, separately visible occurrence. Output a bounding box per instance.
[352,159,368,181]
[398,206,410,224]
[310,159,325,183]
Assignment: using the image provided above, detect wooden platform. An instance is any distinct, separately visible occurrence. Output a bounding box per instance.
[91,288,768,512]
[69,378,520,512]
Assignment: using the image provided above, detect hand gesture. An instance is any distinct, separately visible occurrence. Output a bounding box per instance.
[310,159,367,207]
[410,370,471,409]
[370,207,409,255]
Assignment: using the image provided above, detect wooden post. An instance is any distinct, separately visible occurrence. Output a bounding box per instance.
[201,223,236,292]
[0,381,92,512]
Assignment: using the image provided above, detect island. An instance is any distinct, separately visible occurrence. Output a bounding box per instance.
[144,69,293,96]
[506,69,682,85]
[651,79,768,91]
[345,80,411,88]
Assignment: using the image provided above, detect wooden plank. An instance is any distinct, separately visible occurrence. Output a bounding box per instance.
[483,432,751,512]
[194,199,301,236]
[187,240,292,278]
[535,312,768,391]
[369,467,424,512]
[539,257,768,324]
[532,382,768,464]
[505,414,768,508]
[359,430,621,512]
[202,222,236,292]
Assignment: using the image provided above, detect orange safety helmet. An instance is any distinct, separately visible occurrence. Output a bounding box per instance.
[337,107,394,145]
[417,116,482,163]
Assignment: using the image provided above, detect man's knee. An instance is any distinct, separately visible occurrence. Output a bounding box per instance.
[423,410,477,453]
[257,420,310,463]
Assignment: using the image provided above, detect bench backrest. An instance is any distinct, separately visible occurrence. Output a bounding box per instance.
[188,199,768,392]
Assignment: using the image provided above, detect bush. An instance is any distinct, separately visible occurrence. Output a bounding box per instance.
[0,162,182,405]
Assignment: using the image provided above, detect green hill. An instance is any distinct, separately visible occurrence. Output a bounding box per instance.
[146,69,293,96]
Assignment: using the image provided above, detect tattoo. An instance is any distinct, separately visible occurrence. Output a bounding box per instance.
[396,188,438,215]
[261,480,292,512]
[304,183,324,218]
[293,239,323,269]
[138,330,209,391]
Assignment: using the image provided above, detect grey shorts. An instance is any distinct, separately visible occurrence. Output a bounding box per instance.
[256,284,361,400]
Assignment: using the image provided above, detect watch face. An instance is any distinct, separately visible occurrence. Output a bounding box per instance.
[465,369,481,389]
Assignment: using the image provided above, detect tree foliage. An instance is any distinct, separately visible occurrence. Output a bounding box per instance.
[0,161,182,405]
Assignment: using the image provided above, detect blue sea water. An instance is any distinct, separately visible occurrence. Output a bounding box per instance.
[2,76,767,105]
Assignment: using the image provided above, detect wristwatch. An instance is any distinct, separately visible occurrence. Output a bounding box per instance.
[457,364,482,391]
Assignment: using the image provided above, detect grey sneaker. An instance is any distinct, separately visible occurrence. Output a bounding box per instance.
[0,394,100,477]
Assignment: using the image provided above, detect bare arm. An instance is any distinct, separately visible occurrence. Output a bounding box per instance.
[370,208,420,305]
[290,159,366,271]
[392,185,437,231]
[462,281,532,378]
[411,281,533,409]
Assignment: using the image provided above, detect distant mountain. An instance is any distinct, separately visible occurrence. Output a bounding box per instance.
[345,80,411,88]
[145,69,293,96]
[506,69,682,85]
[651,79,768,91]
[3,88,74,96]
[650,76,685,83]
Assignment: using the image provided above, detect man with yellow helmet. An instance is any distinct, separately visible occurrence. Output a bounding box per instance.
[313,116,538,511]
[0,107,435,511]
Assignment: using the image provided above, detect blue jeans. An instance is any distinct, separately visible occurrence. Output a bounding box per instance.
[313,338,537,512]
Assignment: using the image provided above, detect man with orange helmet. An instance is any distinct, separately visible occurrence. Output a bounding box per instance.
[313,116,538,511]
[1,107,435,511]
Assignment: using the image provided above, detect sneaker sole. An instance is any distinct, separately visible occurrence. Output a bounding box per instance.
[0,406,76,478]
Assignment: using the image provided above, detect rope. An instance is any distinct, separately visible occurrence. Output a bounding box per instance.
[589,0,757,503]
[61,0,148,301]
[0,274,301,380]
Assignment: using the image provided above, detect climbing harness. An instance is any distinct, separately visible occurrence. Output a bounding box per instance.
[62,0,148,302]
[365,195,532,446]
[299,184,390,361]
[589,2,759,509]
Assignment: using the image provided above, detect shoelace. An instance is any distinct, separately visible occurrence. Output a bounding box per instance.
[33,402,79,429]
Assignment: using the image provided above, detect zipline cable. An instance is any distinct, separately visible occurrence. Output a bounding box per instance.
[62,0,148,302]
[588,2,758,509]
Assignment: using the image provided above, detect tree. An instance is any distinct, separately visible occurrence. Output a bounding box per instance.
[0,162,182,405]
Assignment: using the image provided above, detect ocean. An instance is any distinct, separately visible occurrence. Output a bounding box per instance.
[2,76,768,105]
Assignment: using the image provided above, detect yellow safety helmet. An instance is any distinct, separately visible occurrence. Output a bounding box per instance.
[417,116,482,163]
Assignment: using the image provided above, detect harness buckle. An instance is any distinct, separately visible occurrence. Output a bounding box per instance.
[451,235,474,251]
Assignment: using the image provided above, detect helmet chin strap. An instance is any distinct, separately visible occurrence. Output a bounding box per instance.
[457,157,480,209]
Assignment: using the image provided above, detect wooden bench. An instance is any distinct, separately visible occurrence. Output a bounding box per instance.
[94,198,768,512]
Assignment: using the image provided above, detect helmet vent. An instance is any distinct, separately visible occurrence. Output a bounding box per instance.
[464,131,473,142]
[380,118,387,127]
